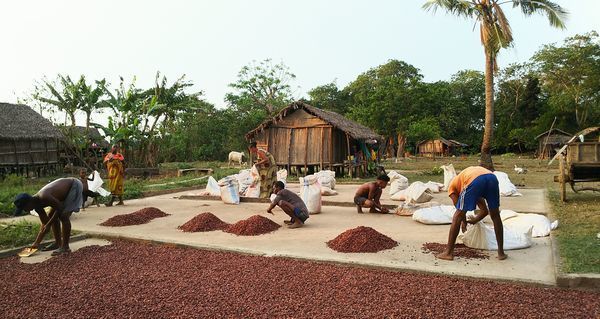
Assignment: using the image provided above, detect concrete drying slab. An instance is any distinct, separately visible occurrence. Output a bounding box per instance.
[184,183,548,214]
[5,189,554,285]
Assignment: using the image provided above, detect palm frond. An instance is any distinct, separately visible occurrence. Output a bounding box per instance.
[511,0,567,29]
[422,0,476,18]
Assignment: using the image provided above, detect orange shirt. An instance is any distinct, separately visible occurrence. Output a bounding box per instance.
[448,166,493,197]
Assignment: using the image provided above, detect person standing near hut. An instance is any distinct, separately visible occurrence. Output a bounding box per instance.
[104,145,125,206]
[248,142,277,198]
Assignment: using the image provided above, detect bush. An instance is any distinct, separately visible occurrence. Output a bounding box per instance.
[421,166,443,176]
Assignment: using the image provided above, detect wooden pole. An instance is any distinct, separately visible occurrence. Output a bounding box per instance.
[329,127,333,170]
[539,116,557,160]
[304,128,308,174]
[320,127,324,171]
[288,129,293,175]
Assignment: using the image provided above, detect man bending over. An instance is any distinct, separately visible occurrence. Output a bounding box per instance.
[353,174,390,214]
[436,166,507,261]
[267,181,309,229]
[13,177,83,255]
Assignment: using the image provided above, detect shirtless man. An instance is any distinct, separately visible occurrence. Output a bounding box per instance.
[435,166,507,261]
[267,181,309,229]
[353,174,390,214]
[13,177,83,255]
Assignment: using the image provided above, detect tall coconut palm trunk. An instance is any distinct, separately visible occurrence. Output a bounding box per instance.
[480,51,495,170]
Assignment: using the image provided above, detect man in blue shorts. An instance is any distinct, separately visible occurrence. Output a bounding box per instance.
[436,166,507,261]
[267,181,309,229]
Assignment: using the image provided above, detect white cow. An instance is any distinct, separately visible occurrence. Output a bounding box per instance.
[228,151,247,168]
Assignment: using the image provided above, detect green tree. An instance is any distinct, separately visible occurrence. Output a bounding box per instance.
[345,59,424,156]
[406,117,442,150]
[226,59,296,116]
[423,0,567,169]
[32,75,87,126]
[533,31,600,129]
[307,81,349,114]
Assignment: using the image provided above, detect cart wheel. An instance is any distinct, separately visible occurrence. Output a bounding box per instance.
[559,154,567,202]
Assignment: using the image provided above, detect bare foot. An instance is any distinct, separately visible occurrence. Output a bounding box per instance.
[51,247,72,256]
[288,221,303,229]
[435,252,454,261]
[497,253,507,260]
[116,201,125,206]
[356,206,364,214]
[284,220,293,225]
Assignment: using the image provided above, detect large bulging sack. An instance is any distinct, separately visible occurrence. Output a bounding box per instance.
[481,209,519,224]
[388,170,409,195]
[205,176,221,196]
[315,170,336,189]
[218,176,240,205]
[412,205,456,224]
[243,165,261,198]
[392,181,433,203]
[300,175,322,214]
[441,164,456,191]
[460,223,533,250]
[321,186,338,196]
[277,169,288,186]
[424,181,443,193]
[493,171,522,197]
[235,168,253,195]
[503,213,558,237]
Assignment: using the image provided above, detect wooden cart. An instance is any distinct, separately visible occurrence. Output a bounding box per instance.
[553,127,600,202]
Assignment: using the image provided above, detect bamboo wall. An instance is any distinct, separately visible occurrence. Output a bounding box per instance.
[0,138,59,166]
[418,140,450,157]
[253,109,351,167]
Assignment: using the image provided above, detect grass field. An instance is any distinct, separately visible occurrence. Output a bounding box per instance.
[1,155,597,273]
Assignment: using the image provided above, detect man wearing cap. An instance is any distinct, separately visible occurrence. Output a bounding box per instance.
[435,166,506,261]
[13,177,83,255]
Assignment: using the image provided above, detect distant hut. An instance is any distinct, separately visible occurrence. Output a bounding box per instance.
[536,128,571,159]
[245,101,382,174]
[417,137,467,157]
[0,103,63,176]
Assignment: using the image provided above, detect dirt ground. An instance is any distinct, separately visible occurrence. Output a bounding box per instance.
[1,240,598,318]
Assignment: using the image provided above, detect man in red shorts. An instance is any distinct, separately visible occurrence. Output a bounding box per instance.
[436,166,507,261]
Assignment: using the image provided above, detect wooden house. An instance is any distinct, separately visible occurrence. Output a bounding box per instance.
[0,103,63,176]
[536,128,572,159]
[417,138,466,157]
[245,101,382,173]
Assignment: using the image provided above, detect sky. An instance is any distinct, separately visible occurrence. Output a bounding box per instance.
[1,0,599,125]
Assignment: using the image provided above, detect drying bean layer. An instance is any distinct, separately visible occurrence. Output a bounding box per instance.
[179,212,229,232]
[225,215,280,236]
[422,242,489,260]
[1,240,598,318]
[99,207,169,227]
[327,226,398,253]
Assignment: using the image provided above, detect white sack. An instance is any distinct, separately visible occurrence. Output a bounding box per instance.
[493,171,522,197]
[205,176,221,196]
[412,205,456,224]
[481,209,519,224]
[394,201,441,216]
[218,176,240,205]
[243,165,261,198]
[441,164,457,191]
[460,223,533,250]
[88,171,110,197]
[395,181,434,204]
[235,169,253,195]
[424,181,444,193]
[277,169,288,186]
[300,175,322,214]
[503,213,558,237]
[315,170,336,189]
[388,170,409,195]
[321,186,338,196]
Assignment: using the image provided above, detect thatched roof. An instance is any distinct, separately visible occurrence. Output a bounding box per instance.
[535,128,572,140]
[61,126,109,147]
[417,137,466,147]
[246,101,382,141]
[0,103,63,140]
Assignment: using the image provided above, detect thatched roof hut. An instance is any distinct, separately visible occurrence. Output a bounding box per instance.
[246,101,382,172]
[417,137,466,157]
[0,103,62,175]
[536,128,571,159]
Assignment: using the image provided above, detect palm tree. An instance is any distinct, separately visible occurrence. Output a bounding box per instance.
[423,0,567,170]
